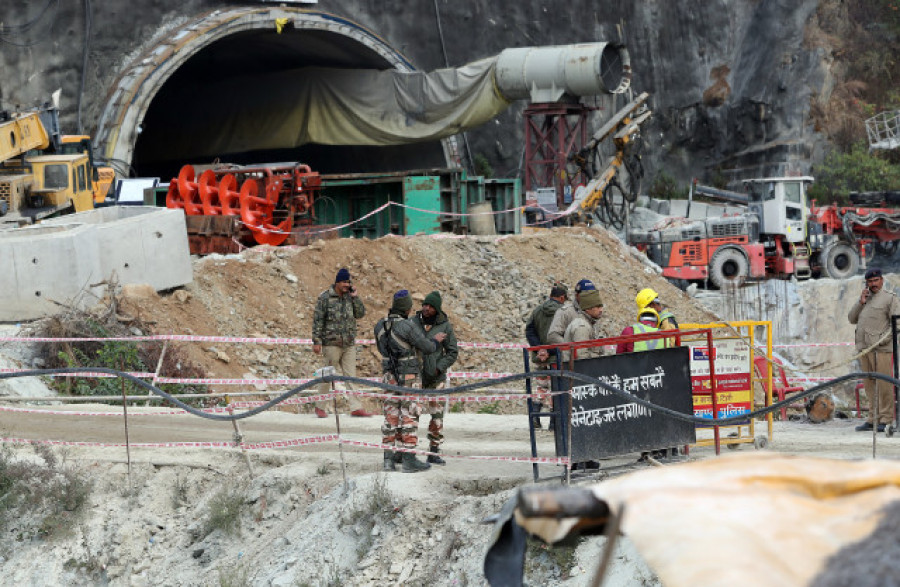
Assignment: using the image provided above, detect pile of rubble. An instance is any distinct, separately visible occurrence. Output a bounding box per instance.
[113,227,719,404]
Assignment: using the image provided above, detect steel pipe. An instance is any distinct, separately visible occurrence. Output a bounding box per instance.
[495,42,631,102]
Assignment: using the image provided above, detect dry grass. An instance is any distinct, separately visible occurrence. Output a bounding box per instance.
[0,443,93,540]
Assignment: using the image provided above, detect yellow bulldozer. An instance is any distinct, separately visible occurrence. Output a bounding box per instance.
[0,105,111,226]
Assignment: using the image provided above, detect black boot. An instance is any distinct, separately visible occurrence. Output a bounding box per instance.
[401,451,431,473]
[531,403,543,429]
[427,445,446,465]
[383,450,396,472]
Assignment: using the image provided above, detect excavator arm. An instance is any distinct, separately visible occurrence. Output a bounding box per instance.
[569,92,652,224]
[0,111,50,164]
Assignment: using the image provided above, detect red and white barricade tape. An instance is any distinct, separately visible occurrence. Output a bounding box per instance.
[0,434,568,464]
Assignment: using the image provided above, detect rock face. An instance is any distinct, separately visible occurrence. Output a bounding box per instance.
[0,0,827,183]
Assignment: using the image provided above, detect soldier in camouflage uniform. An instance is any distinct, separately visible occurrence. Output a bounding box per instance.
[311,267,368,418]
[413,291,459,465]
[375,290,446,473]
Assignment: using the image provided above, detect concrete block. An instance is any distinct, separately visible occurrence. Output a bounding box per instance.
[668,199,690,217]
[0,207,192,321]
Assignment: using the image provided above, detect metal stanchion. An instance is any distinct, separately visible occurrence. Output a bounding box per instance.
[318,366,348,492]
[120,359,132,488]
[226,396,254,478]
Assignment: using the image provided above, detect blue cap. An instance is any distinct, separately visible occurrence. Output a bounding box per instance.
[391,289,412,313]
[335,268,351,283]
[575,279,596,293]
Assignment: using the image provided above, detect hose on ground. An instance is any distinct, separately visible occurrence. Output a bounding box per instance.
[0,367,888,426]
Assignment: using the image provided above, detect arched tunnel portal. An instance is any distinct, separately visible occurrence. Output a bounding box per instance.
[96,8,453,180]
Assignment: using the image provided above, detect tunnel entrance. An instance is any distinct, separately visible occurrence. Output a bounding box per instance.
[98,8,450,180]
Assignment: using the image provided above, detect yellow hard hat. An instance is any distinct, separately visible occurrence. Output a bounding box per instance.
[636,288,659,310]
[638,307,660,325]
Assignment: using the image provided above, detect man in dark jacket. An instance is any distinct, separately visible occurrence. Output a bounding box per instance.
[311,267,368,418]
[375,290,447,473]
[525,284,568,428]
[413,291,459,465]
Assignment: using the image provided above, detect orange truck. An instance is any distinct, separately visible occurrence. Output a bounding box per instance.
[629,177,900,288]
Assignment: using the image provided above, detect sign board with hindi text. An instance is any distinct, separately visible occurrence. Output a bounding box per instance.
[559,346,695,462]
[687,338,752,424]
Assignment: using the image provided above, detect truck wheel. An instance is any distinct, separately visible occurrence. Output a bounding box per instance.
[821,242,859,280]
[875,241,899,259]
[709,247,749,289]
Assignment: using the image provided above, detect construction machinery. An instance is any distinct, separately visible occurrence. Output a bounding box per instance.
[164,162,321,252]
[567,92,651,229]
[628,177,900,288]
[57,135,116,204]
[0,106,97,225]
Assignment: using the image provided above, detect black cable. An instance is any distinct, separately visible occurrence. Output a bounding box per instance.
[0,0,56,34]
[1,367,887,427]
[76,0,93,135]
[0,0,60,48]
[432,0,476,175]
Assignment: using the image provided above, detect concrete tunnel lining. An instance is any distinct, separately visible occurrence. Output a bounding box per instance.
[96,7,456,179]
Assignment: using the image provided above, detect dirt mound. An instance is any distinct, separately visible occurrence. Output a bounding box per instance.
[133,227,718,404]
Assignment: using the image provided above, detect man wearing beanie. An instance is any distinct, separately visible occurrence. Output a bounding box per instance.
[562,289,607,361]
[412,290,459,465]
[375,289,447,473]
[546,278,597,345]
[311,267,368,418]
[562,289,606,471]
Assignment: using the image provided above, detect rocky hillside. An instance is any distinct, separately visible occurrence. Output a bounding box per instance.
[6,0,890,184]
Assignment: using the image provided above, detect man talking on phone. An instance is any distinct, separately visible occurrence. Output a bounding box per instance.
[311,267,370,418]
[849,267,900,432]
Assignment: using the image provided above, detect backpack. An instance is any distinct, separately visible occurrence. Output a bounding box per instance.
[375,315,404,359]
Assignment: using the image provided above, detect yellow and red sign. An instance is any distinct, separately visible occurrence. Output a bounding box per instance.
[688,339,752,421]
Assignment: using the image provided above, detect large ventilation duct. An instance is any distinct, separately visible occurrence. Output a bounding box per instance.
[494,43,631,102]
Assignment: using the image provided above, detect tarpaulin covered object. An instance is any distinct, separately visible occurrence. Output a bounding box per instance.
[486,454,900,586]
[155,58,509,161]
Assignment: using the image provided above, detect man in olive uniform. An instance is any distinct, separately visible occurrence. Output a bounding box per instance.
[376,290,446,473]
[563,289,607,360]
[311,267,369,418]
[546,279,596,345]
[563,288,606,471]
[525,284,568,428]
[414,291,459,465]
[849,267,900,432]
